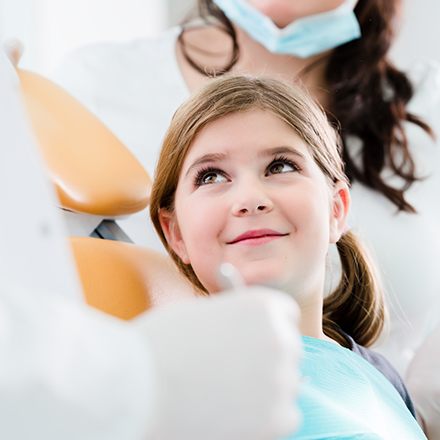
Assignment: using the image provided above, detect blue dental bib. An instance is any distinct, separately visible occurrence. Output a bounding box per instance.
[285,337,426,439]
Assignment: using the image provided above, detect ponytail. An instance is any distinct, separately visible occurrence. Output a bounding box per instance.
[323,231,385,347]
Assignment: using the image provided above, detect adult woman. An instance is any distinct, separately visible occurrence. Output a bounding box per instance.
[54,1,440,433]
[149,74,426,438]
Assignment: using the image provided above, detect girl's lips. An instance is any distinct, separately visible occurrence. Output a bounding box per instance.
[227,229,288,245]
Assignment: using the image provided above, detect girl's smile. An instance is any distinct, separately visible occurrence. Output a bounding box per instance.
[160,109,349,299]
[226,228,289,246]
[151,75,385,347]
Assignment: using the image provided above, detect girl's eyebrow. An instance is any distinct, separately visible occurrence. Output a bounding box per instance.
[184,146,305,178]
[184,152,228,177]
[260,146,306,159]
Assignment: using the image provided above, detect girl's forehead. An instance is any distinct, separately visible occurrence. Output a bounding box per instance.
[184,109,310,160]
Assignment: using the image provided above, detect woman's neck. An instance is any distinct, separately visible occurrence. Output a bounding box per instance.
[176,24,331,106]
[234,27,330,105]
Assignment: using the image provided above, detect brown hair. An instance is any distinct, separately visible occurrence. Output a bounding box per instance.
[150,75,384,347]
[179,0,434,212]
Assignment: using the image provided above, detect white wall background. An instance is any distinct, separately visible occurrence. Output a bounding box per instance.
[390,0,440,68]
[0,0,439,74]
[0,0,168,74]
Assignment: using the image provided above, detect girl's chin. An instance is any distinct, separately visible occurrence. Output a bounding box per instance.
[206,273,285,293]
[241,269,289,290]
[200,261,293,292]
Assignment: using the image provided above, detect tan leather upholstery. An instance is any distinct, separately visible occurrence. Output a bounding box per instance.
[71,237,196,319]
[18,69,151,217]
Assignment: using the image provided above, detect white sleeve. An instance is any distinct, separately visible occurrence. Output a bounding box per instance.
[50,46,104,115]
[0,287,155,440]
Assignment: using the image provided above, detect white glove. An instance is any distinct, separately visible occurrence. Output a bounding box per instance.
[406,324,440,439]
[135,288,302,440]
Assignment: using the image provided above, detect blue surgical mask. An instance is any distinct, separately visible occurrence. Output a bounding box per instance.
[212,0,361,58]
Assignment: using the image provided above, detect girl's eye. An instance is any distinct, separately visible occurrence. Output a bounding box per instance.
[266,156,299,176]
[194,168,228,186]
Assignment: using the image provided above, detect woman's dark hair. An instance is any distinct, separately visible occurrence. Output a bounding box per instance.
[179,0,434,212]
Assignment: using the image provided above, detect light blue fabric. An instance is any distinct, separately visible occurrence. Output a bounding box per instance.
[212,0,361,58]
[284,337,426,439]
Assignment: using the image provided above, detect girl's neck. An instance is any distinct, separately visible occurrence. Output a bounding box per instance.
[176,24,331,107]
[298,297,338,344]
[279,274,338,344]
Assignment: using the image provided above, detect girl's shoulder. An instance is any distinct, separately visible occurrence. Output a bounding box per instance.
[344,333,416,418]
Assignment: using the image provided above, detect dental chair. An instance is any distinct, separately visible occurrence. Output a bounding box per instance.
[18,68,150,240]
[18,69,195,319]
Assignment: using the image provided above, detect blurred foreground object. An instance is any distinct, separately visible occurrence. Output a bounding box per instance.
[3,38,23,66]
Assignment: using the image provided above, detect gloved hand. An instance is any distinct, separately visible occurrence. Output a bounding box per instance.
[406,324,440,439]
[135,287,302,440]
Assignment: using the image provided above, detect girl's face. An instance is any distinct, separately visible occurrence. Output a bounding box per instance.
[246,0,349,28]
[160,110,349,299]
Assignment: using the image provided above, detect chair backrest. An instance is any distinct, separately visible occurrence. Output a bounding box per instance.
[71,237,196,320]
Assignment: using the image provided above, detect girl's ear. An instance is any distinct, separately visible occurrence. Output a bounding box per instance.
[159,209,190,264]
[329,181,351,244]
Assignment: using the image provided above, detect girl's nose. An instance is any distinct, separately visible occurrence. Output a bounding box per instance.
[232,195,274,217]
[230,174,274,217]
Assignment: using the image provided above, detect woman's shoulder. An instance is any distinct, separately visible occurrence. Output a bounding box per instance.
[407,60,440,88]
[56,27,180,77]
[51,27,185,114]
[407,60,440,117]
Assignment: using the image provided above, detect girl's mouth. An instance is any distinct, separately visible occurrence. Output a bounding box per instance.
[228,229,289,245]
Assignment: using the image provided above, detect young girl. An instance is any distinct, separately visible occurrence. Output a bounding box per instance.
[149,76,426,438]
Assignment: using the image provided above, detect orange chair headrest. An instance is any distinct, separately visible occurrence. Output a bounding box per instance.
[18,69,151,217]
